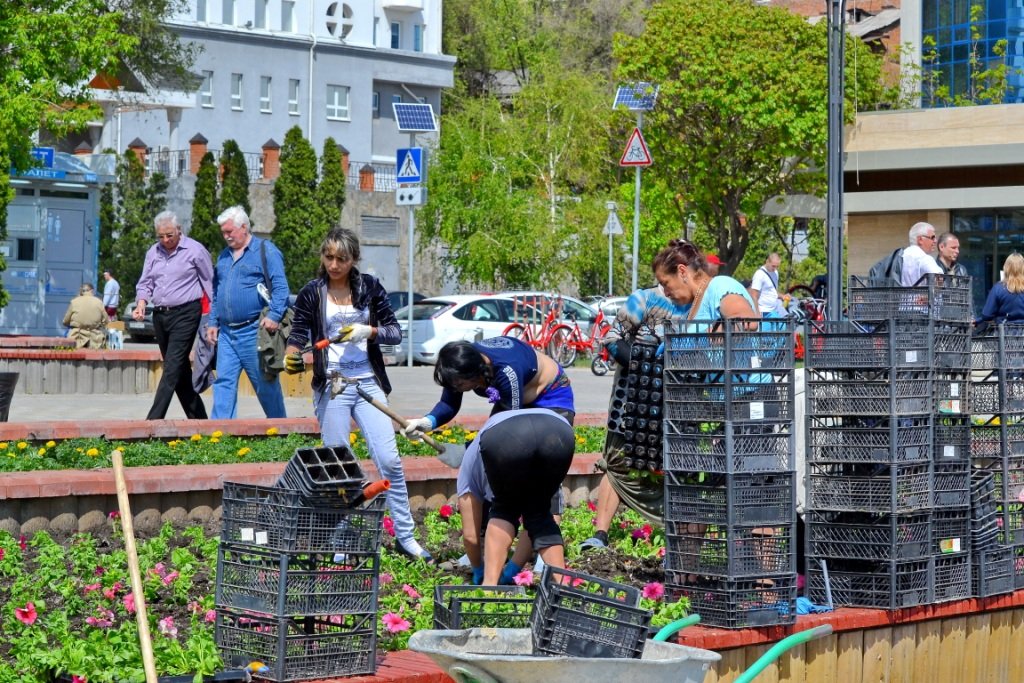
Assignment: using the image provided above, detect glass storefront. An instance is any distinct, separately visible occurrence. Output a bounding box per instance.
[951,208,1024,312]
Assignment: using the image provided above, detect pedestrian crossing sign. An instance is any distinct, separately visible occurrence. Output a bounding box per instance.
[396,147,424,184]
[619,127,653,167]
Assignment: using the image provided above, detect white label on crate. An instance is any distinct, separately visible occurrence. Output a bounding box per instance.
[240,527,255,542]
[906,351,918,363]
[749,402,765,420]
[750,356,761,369]
[950,400,960,413]
[255,530,269,545]
[944,445,956,458]
[950,384,959,397]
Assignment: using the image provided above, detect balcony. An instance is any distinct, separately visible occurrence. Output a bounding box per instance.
[381,0,423,11]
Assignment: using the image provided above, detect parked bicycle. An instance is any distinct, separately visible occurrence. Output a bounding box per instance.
[546,308,611,370]
[501,296,563,351]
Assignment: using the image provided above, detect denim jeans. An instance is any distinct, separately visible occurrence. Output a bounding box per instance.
[314,378,415,545]
[211,321,286,419]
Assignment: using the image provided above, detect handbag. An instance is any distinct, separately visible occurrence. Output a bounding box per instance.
[257,239,293,377]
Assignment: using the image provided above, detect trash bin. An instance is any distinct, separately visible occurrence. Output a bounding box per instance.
[0,372,19,422]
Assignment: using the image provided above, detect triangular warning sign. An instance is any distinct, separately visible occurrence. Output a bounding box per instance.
[619,127,653,167]
[398,153,420,180]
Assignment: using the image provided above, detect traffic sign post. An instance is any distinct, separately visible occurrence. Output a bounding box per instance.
[613,84,658,292]
[603,202,622,296]
[396,147,424,184]
[619,128,653,167]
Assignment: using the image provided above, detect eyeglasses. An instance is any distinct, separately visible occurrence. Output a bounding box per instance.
[923,234,937,241]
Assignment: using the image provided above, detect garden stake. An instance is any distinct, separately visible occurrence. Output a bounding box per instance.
[112,449,159,683]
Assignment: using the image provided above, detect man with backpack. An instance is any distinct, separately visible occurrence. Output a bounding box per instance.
[900,222,944,286]
[750,252,786,316]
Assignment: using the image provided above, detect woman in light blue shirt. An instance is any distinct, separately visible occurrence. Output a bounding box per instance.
[652,240,758,320]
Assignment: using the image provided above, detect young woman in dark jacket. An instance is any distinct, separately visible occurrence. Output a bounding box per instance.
[285,227,432,562]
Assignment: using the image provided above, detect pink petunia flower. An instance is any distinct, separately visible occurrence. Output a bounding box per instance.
[108,511,120,519]
[18,535,26,551]
[382,612,411,633]
[14,602,37,625]
[379,572,393,586]
[0,547,4,561]
[587,501,597,512]
[205,609,216,623]
[93,566,105,577]
[162,571,180,586]
[158,616,178,637]
[631,524,653,541]
[642,582,665,601]
[657,547,666,558]
[438,504,454,519]
[123,593,136,614]
[402,584,421,599]
[85,608,114,628]
[72,676,87,683]
[382,516,395,537]
[83,583,101,594]
[513,569,534,586]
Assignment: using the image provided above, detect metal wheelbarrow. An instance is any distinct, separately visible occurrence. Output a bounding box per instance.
[408,615,832,683]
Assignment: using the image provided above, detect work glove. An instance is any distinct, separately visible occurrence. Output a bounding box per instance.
[499,561,522,586]
[403,416,433,438]
[284,352,306,374]
[471,566,485,585]
[340,324,373,343]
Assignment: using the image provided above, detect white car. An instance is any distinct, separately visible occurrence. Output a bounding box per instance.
[382,295,536,365]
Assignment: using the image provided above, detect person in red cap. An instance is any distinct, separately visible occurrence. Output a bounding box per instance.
[705,253,723,276]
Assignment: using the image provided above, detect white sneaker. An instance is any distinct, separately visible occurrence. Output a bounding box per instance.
[534,554,546,575]
[457,553,471,567]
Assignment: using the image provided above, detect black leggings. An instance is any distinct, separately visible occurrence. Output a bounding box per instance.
[479,413,575,550]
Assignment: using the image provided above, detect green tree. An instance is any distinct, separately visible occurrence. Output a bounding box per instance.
[614,0,886,271]
[190,151,220,254]
[111,0,200,89]
[317,139,347,230]
[219,139,251,217]
[273,126,322,290]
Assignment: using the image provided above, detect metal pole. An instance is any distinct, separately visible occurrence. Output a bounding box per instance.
[826,0,846,320]
[407,206,415,367]
[631,113,643,292]
[608,231,614,296]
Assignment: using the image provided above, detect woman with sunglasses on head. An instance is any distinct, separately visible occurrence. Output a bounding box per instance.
[652,240,758,321]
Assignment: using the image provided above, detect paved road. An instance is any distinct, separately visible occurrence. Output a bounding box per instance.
[7,365,615,422]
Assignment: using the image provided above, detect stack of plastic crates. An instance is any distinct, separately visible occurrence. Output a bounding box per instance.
[606,340,664,472]
[661,317,797,628]
[529,566,651,658]
[215,445,385,682]
[970,323,1024,595]
[432,585,533,630]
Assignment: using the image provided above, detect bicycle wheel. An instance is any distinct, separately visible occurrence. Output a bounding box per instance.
[547,325,577,367]
[503,323,529,342]
[591,355,610,376]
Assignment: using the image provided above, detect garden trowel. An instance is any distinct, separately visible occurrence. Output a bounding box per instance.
[329,374,467,468]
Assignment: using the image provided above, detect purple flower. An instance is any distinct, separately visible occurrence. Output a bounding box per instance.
[485,387,500,403]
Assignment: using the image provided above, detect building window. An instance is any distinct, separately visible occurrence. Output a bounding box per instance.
[281,0,295,32]
[200,70,214,108]
[231,73,243,110]
[372,91,380,118]
[413,24,423,52]
[392,94,402,105]
[254,0,267,28]
[260,76,272,113]
[222,0,234,25]
[196,0,206,22]
[288,79,300,115]
[326,84,350,120]
[390,21,401,49]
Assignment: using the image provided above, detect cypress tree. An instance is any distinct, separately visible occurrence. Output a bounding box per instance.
[190,151,220,254]
[272,126,321,290]
[219,139,251,218]
[317,138,347,230]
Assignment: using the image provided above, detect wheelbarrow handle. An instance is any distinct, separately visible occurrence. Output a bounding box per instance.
[353,385,447,455]
[734,624,833,683]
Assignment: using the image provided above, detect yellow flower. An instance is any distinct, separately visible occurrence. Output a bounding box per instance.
[45,440,56,448]
[237,447,251,457]
[37,448,46,456]
[190,434,202,442]
[442,429,453,437]
[86,448,99,457]
[266,427,279,436]
[17,442,27,450]
[349,433,357,444]
[464,431,477,440]
[76,447,84,453]
[212,430,224,438]
[209,437,220,444]
[0,443,7,450]
[577,436,585,444]
[169,441,178,448]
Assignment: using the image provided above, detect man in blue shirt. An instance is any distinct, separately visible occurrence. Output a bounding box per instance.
[205,205,289,419]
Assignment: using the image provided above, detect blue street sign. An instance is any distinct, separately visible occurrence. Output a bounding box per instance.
[396,147,424,184]
[31,147,55,168]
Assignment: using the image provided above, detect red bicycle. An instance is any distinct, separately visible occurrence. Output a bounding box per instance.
[546,308,611,370]
[502,297,563,351]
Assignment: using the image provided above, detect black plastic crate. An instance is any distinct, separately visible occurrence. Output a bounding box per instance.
[220,482,385,554]
[663,370,793,422]
[933,372,971,415]
[973,547,1014,597]
[664,523,795,578]
[1012,545,1024,589]
[934,417,971,461]
[804,319,970,370]
[847,273,973,322]
[934,461,971,508]
[663,423,793,473]
[971,421,1024,461]
[215,609,376,682]
[277,446,367,507]
[969,370,1024,415]
[664,471,795,526]
[934,553,972,603]
[931,509,970,555]
[806,415,931,464]
[665,573,797,629]
[971,324,1024,371]
[530,566,650,659]
[806,368,933,416]
[806,462,933,513]
[432,585,533,630]
[805,511,931,561]
[215,544,379,617]
[663,317,794,371]
[806,557,933,609]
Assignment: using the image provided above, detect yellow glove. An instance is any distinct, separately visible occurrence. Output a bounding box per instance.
[340,324,373,343]
[284,352,306,374]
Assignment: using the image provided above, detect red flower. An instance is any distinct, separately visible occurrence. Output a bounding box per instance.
[18,535,26,551]
[72,676,87,683]
[587,500,597,512]
[382,516,395,537]
[0,547,4,561]
[438,504,454,519]
[14,602,37,625]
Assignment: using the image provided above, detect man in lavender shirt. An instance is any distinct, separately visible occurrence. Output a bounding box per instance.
[134,211,213,420]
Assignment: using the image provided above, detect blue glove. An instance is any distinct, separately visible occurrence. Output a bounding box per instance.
[471,566,484,585]
[655,342,664,358]
[499,561,522,585]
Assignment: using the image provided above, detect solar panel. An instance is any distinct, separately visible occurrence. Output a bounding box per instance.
[393,102,437,132]
[613,83,659,111]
